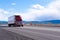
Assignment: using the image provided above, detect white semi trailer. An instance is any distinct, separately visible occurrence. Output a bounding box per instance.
[8,15,23,27]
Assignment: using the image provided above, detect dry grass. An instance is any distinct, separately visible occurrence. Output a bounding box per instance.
[23,24,60,27]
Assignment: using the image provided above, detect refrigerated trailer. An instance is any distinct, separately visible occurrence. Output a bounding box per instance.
[8,15,23,27]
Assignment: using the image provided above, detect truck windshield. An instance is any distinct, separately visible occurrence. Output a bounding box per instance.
[16,16,22,21]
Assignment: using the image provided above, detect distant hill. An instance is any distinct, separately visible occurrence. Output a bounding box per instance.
[0,20,60,24]
[40,20,60,24]
[23,20,60,24]
[0,21,8,24]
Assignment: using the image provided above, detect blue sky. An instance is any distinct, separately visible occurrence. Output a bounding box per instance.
[0,0,60,21]
[0,0,52,12]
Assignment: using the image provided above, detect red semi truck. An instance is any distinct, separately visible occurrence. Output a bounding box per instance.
[8,15,23,27]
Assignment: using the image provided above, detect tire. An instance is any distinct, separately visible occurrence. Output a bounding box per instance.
[21,25,23,27]
[8,24,15,27]
[11,25,15,27]
[8,24,11,27]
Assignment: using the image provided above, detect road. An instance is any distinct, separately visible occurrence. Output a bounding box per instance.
[2,26,60,40]
[0,27,33,40]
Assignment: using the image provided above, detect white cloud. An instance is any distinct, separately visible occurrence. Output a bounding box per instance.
[11,3,16,5]
[15,0,60,21]
[3,11,9,14]
[0,9,9,14]
[32,4,45,9]
[0,0,60,21]
[0,9,9,21]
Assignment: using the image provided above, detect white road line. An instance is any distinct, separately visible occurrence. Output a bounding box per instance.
[19,27,60,32]
[18,29,60,38]
[3,28,60,38]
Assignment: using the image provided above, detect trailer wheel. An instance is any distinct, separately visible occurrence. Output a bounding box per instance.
[11,25,15,27]
[21,25,23,27]
[8,24,11,27]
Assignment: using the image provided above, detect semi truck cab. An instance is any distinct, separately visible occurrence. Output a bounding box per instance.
[8,15,23,27]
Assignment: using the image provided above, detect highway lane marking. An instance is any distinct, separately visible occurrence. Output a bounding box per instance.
[2,26,60,32]
[2,28,60,38]
[15,28,60,38]
[19,27,60,32]
[18,29,60,38]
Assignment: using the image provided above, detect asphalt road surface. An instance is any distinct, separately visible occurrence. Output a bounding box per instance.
[0,27,34,40]
[2,26,60,40]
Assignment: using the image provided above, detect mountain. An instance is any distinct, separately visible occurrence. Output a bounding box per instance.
[42,20,60,24]
[0,21,8,24]
[0,20,60,24]
[23,20,60,24]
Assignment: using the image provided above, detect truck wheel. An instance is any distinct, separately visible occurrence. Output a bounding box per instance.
[21,25,23,27]
[8,24,11,27]
[11,25,14,27]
